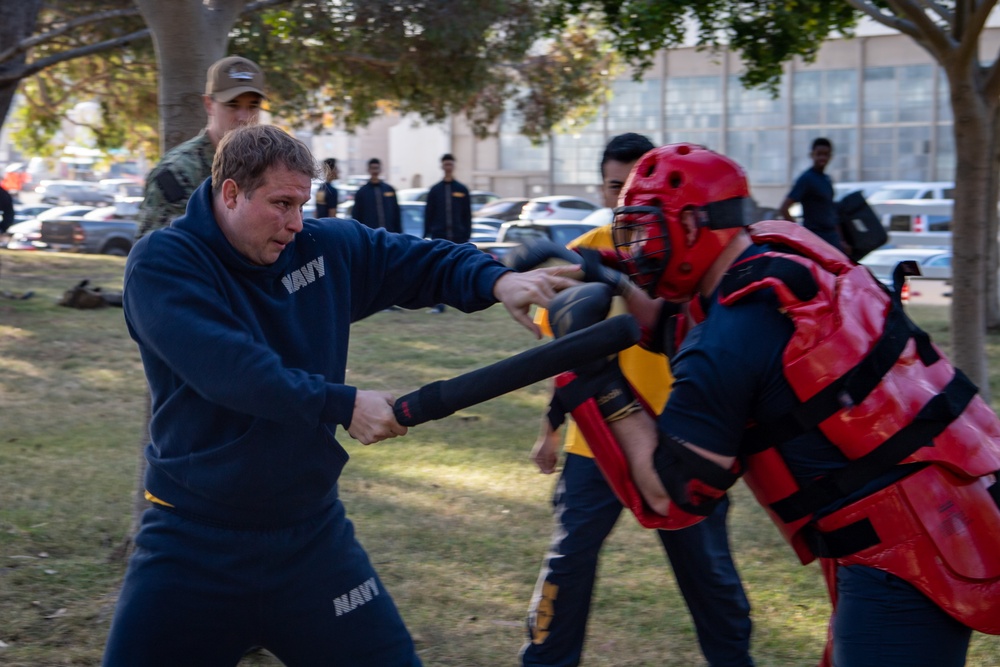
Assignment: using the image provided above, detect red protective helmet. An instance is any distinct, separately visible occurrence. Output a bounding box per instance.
[613,143,751,300]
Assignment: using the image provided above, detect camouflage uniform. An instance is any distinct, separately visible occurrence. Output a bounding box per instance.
[137,130,215,236]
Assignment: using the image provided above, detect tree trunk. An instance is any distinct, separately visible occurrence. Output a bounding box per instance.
[0,0,43,133]
[113,0,248,561]
[945,69,993,393]
[133,0,247,152]
[985,106,1000,332]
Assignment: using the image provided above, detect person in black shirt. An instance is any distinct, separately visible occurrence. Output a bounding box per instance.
[0,184,14,235]
[424,153,473,313]
[351,158,401,233]
[315,158,339,218]
[779,137,845,251]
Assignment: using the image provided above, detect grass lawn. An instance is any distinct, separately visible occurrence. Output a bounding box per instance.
[1,248,998,666]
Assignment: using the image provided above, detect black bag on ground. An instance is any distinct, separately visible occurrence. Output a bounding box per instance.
[837,190,887,262]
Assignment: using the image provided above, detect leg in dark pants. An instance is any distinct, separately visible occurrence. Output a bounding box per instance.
[521,454,754,667]
[658,494,755,667]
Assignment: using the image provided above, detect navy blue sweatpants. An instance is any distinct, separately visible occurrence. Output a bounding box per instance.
[102,500,421,667]
[832,564,971,666]
[521,453,754,667]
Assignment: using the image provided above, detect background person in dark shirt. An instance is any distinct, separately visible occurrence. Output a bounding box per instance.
[315,157,339,218]
[424,153,473,313]
[779,137,845,251]
[352,157,401,233]
[0,184,14,235]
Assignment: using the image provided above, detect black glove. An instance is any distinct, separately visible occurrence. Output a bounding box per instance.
[506,239,634,297]
[548,283,641,422]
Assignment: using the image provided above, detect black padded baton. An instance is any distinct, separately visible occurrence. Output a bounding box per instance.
[393,314,640,426]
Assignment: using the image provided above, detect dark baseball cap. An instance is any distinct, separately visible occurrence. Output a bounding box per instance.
[205,56,266,102]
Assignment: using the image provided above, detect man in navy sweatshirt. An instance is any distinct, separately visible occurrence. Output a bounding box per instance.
[103,124,577,666]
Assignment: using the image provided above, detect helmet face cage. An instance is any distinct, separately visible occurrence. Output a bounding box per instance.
[612,205,670,295]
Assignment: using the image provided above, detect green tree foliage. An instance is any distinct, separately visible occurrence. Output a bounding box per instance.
[229,2,615,142]
[2,0,617,159]
[544,0,859,91]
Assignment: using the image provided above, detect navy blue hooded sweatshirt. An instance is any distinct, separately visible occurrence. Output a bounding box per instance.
[123,179,509,527]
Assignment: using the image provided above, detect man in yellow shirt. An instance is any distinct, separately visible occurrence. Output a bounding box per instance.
[521,134,755,667]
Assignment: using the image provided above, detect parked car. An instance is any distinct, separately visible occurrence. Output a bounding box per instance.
[39,212,139,256]
[336,200,427,238]
[476,219,602,262]
[859,247,952,285]
[4,205,96,250]
[474,197,530,223]
[13,203,53,223]
[98,178,145,200]
[875,199,954,233]
[35,180,115,207]
[5,220,44,250]
[519,195,599,222]
[866,181,955,204]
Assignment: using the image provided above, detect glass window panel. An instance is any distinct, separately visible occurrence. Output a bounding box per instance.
[608,78,662,133]
[863,67,896,124]
[553,132,605,185]
[664,129,722,151]
[727,130,787,185]
[860,127,894,181]
[899,65,933,123]
[897,125,931,180]
[792,71,822,125]
[666,76,722,130]
[825,70,858,125]
[936,124,956,180]
[727,76,787,128]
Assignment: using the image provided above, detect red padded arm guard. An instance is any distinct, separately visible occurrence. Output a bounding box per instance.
[556,371,705,530]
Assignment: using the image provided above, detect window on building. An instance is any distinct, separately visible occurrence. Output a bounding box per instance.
[793,69,857,126]
[608,78,663,136]
[500,105,549,172]
[726,76,788,184]
[553,130,604,185]
[666,76,722,130]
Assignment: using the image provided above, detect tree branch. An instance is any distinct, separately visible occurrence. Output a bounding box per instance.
[0,29,151,86]
[912,0,954,28]
[953,0,995,67]
[0,7,143,63]
[881,0,957,60]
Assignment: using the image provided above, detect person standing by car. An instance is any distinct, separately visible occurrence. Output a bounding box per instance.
[137,55,266,235]
[424,153,473,313]
[778,137,845,251]
[520,133,754,667]
[103,124,579,666]
[0,183,14,235]
[315,157,339,218]
[351,158,401,234]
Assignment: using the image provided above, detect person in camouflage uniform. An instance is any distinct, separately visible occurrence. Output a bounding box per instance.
[138,56,266,235]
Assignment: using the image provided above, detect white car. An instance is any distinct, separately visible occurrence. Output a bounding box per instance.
[519,195,599,221]
[860,247,952,285]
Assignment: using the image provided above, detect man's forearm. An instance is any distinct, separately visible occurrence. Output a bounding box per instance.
[607,410,671,514]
